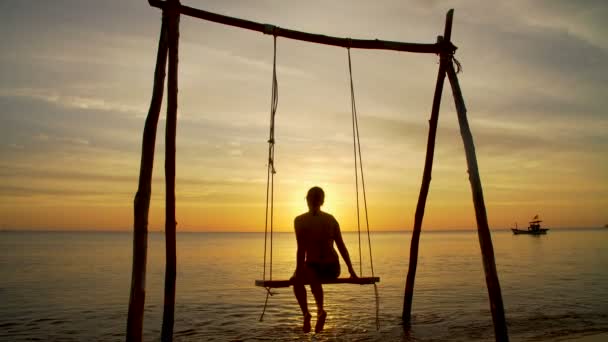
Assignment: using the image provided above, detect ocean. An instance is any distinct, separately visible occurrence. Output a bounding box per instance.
[1,229,607,341]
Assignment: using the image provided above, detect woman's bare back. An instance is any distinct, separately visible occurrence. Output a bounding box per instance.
[294,211,340,264]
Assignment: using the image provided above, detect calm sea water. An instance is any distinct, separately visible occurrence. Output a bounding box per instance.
[1,229,607,341]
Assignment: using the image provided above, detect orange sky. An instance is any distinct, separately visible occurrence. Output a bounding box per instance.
[1,1,607,231]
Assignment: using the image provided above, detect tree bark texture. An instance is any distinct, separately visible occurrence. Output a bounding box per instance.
[161,1,180,341]
[147,0,455,55]
[446,61,509,342]
[126,12,169,342]
[402,9,453,326]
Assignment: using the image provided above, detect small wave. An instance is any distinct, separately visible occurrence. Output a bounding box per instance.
[0,322,19,328]
[175,328,197,337]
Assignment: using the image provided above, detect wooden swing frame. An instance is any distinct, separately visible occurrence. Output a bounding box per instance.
[126,1,509,341]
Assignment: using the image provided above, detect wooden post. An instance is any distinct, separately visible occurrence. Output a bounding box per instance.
[446,62,509,341]
[161,0,180,341]
[402,9,453,325]
[126,12,168,342]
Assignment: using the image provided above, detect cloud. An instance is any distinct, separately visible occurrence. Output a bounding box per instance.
[181,41,313,80]
[516,0,608,51]
[0,184,125,199]
[0,163,265,188]
[0,87,144,115]
[33,133,90,146]
[1,0,607,229]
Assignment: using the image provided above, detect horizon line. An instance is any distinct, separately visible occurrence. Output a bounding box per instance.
[1,227,605,234]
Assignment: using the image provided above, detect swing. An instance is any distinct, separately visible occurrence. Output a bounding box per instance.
[254,35,380,323]
[132,3,509,339]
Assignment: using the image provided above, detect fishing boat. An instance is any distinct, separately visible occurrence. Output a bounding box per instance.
[511,215,549,235]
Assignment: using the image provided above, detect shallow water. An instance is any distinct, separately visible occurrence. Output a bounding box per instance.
[1,229,607,341]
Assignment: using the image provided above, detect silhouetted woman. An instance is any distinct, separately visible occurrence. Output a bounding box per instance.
[290,186,358,333]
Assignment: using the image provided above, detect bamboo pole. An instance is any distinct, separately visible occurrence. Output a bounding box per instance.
[126,12,169,342]
[402,9,453,326]
[161,0,180,341]
[147,0,455,55]
[446,62,509,341]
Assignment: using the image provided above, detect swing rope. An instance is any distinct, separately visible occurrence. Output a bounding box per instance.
[260,34,279,322]
[347,47,380,330]
[349,48,363,278]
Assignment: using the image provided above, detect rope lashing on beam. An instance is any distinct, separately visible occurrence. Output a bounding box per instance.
[452,56,463,74]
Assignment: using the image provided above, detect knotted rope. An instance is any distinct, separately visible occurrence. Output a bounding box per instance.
[347,47,380,331]
[260,34,279,322]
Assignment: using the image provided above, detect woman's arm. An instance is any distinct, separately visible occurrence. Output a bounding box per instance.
[296,242,306,271]
[294,219,307,276]
[334,225,358,278]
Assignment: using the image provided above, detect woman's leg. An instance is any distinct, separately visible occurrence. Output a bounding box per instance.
[292,268,312,332]
[293,282,309,315]
[310,274,327,333]
[310,282,323,313]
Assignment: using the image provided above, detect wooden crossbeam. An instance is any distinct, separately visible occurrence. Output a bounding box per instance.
[147,0,455,54]
[255,277,380,288]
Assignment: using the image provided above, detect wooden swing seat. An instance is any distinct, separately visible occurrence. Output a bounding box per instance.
[255,276,380,288]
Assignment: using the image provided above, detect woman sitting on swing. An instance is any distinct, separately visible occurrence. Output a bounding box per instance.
[290,186,358,333]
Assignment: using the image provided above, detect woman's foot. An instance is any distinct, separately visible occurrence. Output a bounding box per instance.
[315,310,327,333]
[303,313,312,333]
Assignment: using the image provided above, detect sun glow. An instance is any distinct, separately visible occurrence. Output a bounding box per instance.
[277,176,363,232]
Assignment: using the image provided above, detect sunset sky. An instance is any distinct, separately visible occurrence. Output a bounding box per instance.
[1,0,606,231]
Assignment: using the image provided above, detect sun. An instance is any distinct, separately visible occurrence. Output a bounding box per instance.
[278,179,356,230]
